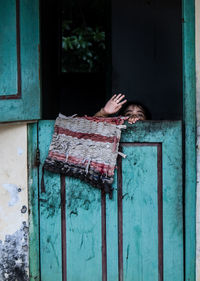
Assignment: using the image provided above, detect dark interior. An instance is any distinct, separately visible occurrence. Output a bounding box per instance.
[40,0,182,120]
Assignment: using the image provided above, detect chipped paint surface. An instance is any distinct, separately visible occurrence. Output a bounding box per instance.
[2,184,20,206]
[196,0,200,279]
[0,222,29,281]
[196,125,200,281]
[0,124,28,279]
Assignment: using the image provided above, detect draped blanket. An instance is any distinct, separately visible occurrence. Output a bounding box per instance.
[43,114,126,198]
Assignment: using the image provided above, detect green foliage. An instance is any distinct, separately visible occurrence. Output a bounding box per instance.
[62,21,106,72]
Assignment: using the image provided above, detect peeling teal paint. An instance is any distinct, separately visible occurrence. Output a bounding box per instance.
[0,0,41,122]
[182,0,196,280]
[36,120,183,281]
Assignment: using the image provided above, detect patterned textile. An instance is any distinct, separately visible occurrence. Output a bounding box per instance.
[43,114,126,198]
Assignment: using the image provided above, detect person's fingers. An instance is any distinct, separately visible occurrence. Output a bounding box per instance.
[128,116,135,124]
[116,94,125,103]
[128,120,136,124]
[128,117,140,124]
[111,94,117,100]
[115,100,127,110]
[128,117,133,124]
[113,93,122,101]
[118,99,127,106]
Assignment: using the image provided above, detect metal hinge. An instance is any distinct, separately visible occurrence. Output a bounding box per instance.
[35,148,40,167]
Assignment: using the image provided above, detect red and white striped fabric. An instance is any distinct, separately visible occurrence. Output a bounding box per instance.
[43,114,126,198]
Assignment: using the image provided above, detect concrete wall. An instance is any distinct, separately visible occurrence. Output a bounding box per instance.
[0,124,29,281]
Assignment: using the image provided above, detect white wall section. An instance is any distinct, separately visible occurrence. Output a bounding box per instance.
[0,124,29,280]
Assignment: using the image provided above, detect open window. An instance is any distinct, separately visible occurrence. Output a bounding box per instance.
[0,0,182,122]
[41,0,182,121]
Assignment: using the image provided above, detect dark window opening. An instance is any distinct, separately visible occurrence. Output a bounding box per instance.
[41,0,182,120]
[61,0,106,73]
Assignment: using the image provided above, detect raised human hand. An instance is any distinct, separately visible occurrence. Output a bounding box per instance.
[103,93,127,115]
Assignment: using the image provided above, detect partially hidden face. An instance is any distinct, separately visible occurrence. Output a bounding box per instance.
[123,105,146,124]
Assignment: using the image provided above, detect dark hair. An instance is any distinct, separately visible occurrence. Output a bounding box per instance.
[118,101,151,120]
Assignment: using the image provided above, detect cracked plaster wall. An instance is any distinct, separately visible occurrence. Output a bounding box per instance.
[0,124,29,280]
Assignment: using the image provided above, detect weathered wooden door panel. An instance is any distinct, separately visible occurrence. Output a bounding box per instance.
[38,120,183,281]
[39,122,62,280]
[65,177,102,281]
[0,0,40,122]
[38,121,103,281]
[105,122,183,281]
[122,145,159,281]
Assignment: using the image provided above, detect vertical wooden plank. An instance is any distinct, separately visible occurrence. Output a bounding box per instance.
[0,0,18,96]
[119,121,183,281]
[118,154,123,281]
[20,0,41,117]
[39,121,62,281]
[0,0,41,122]
[157,144,163,281]
[61,175,67,281]
[28,122,40,281]
[182,0,196,280]
[162,126,183,281]
[106,172,119,281]
[122,145,158,281]
[66,177,102,281]
[101,190,107,281]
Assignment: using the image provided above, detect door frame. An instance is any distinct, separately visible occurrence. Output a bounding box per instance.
[28,0,196,280]
[182,0,196,280]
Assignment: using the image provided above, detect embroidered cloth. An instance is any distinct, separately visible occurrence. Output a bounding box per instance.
[43,114,126,198]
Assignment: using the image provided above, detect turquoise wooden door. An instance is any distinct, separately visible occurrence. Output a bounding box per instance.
[0,0,40,122]
[37,120,183,281]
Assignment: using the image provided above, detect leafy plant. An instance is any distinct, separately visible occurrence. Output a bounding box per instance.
[62,21,106,73]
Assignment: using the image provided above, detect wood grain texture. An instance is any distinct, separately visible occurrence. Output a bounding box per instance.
[0,0,41,122]
[182,0,196,280]
[118,153,123,281]
[101,190,107,281]
[157,144,163,281]
[37,121,183,281]
[121,122,183,281]
[28,122,40,281]
[61,174,67,281]
[39,121,62,281]
[122,145,158,281]
[106,172,119,281]
[0,0,19,97]
[65,176,102,281]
